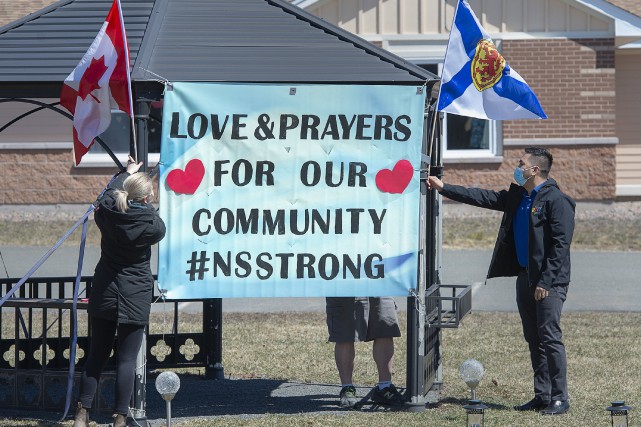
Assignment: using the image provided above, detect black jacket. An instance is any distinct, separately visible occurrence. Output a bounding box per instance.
[441,179,575,290]
[89,172,166,325]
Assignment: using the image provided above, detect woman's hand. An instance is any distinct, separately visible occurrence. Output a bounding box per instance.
[126,155,143,174]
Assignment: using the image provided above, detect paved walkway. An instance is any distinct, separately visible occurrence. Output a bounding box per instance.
[2,246,639,312]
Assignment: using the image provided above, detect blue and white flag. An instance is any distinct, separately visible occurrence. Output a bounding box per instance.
[437,0,547,120]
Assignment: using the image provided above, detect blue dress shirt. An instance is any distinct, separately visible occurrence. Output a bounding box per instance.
[513,181,547,268]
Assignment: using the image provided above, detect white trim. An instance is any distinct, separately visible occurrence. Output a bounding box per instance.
[616,184,641,197]
[380,31,618,62]
[0,142,160,168]
[443,155,504,164]
[580,114,616,120]
[580,68,616,74]
[619,39,641,49]
[379,31,613,42]
[574,0,641,38]
[504,137,618,147]
[291,0,322,8]
[0,142,73,150]
[74,152,160,168]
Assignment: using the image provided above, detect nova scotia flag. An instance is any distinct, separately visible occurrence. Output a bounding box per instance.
[437,0,547,120]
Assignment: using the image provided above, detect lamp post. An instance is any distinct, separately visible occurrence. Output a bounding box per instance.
[459,359,484,400]
[155,371,180,427]
[606,401,632,427]
[463,399,487,427]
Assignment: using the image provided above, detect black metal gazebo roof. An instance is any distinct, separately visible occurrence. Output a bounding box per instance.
[0,0,436,99]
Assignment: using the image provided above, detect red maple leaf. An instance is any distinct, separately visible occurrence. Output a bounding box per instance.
[78,56,109,102]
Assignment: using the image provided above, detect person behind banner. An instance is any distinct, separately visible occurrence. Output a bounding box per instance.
[427,147,575,416]
[326,297,405,408]
[74,156,166,427]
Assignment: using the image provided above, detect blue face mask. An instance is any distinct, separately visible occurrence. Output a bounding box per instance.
[513,166,534,186]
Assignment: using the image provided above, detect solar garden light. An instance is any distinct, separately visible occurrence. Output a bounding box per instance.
[155,371,181,427]
[463,399,488,427]
[459,359,484,400]
[607,401,632,427]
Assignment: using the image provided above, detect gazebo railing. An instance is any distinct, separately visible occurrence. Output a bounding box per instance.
[0,276,222,412]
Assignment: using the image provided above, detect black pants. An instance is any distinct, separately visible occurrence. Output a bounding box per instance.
[516,270,568,402]
[78,316,145,415]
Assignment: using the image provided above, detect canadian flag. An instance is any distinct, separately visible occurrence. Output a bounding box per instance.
[60,0,133,166]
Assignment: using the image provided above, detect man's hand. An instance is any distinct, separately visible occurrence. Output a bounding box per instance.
[534,286,549,301]
[426,176,444,192]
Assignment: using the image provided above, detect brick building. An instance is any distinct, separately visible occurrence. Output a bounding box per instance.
[1,0,641,203]
[295,0,641,200]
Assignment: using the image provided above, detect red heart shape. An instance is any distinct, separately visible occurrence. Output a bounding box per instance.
[166,159,205,195]
[375,160,413,194]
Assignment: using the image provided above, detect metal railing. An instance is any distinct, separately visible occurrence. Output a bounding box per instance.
[0,276,223,411]
[426,284,472,328]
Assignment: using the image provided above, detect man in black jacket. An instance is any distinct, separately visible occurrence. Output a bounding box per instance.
[427,147,575,416]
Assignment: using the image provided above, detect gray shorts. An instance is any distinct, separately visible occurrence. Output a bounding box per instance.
[326,297,401,343]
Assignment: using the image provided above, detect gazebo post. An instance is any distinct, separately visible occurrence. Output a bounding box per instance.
[129,96,152,425]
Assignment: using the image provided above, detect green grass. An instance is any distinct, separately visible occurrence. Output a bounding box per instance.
[4,216,641,251]
[3,311,637,426]
[207,311,640,427]
[442,217,641,251]
[0,221,101,247]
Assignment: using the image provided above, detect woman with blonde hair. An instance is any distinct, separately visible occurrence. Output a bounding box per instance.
[74,156,166,427]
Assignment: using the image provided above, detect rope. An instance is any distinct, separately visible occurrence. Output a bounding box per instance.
[0,206,96,308]
[0,173,120,422]
[59,209,90,421]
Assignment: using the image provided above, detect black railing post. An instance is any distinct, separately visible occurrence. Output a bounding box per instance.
[203,299,224,379]
[130,330,147,426]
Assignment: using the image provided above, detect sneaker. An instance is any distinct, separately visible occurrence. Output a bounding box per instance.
[371,384,405,406]
[339,385,359,408]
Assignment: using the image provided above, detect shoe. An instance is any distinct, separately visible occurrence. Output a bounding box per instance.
[541,400,570,415]
[514,396,550,411]
[112,413,127,427]
[371,384,405,406]
[72,402,89,427]
[339,386,359,408]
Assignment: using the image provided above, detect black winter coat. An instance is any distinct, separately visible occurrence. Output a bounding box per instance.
[88,172,166,325]
[441,179,575,290]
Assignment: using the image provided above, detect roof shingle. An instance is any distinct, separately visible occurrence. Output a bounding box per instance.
[605,0,641,18]
[0,0,59,28]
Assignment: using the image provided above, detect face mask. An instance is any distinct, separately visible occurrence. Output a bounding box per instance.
[513,166,534,186]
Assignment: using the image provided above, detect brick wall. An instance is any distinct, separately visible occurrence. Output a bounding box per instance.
[444,38,616,200]
[502,38,616,139]
[0,150,162,205]
[443,145,616,201]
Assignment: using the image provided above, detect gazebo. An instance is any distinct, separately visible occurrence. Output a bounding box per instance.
[0,0,466,422]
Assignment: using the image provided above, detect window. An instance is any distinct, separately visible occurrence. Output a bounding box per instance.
[82,105,162,167]
[416,63,501,161]
[87,110,131,155]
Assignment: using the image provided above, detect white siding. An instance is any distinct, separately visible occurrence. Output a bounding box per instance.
[362,0,379,33]
[307,0,611,36]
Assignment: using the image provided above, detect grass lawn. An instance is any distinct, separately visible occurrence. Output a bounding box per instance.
[442,217,641,251]
[1,311,639,426]
[3,215,641,251]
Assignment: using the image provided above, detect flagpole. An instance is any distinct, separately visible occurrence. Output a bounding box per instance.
[427,97,439,177]
[116,0,137,162]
